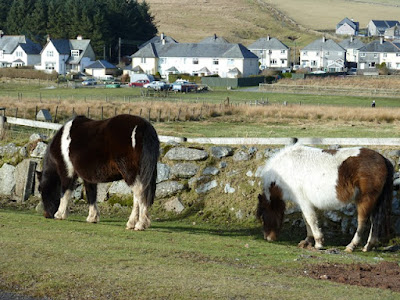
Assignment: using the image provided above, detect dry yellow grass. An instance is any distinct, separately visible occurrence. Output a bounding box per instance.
[267,0,400,30]
[277,76,400,89]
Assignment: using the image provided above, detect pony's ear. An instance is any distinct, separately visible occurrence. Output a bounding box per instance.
[36,171,42,181]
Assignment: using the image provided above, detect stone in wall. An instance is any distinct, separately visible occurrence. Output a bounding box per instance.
[165,147,208,161]
[164,197,185,213]
[156,181,185,198]
[14,159,37,202]
[210,146,233,159]
[109,180,131,195]
[171,163,199,178]
[0,143,20,157]
[0,163,16,195]
[202,166,219,176]
[233,150,250,161]
[157,162,170,183]
[195,180,217,194]
[31,142,47,158]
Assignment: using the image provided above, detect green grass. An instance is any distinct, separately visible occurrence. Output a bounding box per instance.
[1,209,399,299]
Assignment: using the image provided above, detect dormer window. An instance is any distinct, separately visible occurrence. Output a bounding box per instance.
[71,50,80,57]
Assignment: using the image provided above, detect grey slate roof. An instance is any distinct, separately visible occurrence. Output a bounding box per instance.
[199,34,229,44]
[337,17,359,30]
[339,37,365,50]
[0,35,41,54]
[139,35,178,49]
[132,43,258,59]
[302,38,344,52]
[248,37,289,50]
[47,39,92,64]
[371,20,400,34]
[85,60,116,69]
[358,40,400,53]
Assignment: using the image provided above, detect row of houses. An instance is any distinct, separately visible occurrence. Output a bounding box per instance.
[1,29,400,79]
[336,18,400,39]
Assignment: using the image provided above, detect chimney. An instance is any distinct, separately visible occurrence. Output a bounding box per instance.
[214,33,217,40]
[322,36,326,43]
[77,35,83,40]
[160,32,164,40]
[46,34,51,42]
[0,30,3,38]
[380,36,384,44]
[267,35,270,41]
[350,35,354,43]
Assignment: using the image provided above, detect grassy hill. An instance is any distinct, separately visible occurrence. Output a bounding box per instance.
[144,0,400,49]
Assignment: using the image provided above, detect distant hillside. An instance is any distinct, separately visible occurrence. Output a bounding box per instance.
[144,0,400,49]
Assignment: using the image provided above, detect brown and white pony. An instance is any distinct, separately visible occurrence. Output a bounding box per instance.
[256,144,393,252]
[37,114,159,231]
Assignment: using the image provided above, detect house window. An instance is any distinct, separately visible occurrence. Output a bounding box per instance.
[383,53,387,58]
[303,51,308,56]
[326,51,330,55]
[369,62,376,68]
[141,57,147,63]
[387,62,392,68]
[397,53,400,57]
[374,53,378,58]
[228,59,234,65]
[213,59,219,65]
[47,51,53,57]
[311,60,317,66]
[281,50,286,54]
[71,50,80,57]
[397,63,400,68]
[193,58,199,64]
[270,59,277,64]
[45,62,55,70]
[316,52,319,57]
[360,53,366,57]
[281,59,285,65]
[15,51,23,57]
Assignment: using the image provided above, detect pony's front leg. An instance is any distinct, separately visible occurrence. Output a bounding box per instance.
[54,189,72,220]
[298,214,315,248]
[301,207,324,250]
[84,182,100,223]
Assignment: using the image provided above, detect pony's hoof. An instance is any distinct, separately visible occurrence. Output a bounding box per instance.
[54,211,67,220]
[298,240,310,248]
[86,216,99,223]
[344,246,354,253]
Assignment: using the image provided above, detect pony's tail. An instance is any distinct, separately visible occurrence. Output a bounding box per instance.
[139,121,160,207]
[372,157,394,242]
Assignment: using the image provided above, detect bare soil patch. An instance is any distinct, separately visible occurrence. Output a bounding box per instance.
[306,261,400,292]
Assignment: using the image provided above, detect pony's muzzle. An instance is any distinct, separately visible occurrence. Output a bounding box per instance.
[43,211,54,218]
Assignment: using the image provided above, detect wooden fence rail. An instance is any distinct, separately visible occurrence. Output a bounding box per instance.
[1,116,400,146]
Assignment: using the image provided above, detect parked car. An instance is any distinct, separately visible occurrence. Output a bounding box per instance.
[347,67,357,75]
[143,81,170,91]
[82,78,97,86]
[129,79,150,87]
[171,80,198,92]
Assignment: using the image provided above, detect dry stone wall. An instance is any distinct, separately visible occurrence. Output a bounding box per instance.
[2,135,400,237]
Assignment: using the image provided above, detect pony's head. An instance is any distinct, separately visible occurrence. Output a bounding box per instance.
[256,182,286,241]
[36,170,61,218]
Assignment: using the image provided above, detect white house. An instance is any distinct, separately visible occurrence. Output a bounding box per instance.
[356,38,400,70]
[339,36,365,63]
[336,18,359,36]
[36,36,96,75]
[131,38,259,79]
[300,37,345,72]
[247,36,290,70]
[0,33,41,68]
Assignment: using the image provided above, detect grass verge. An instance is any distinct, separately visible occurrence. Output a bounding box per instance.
[1,209,399,299]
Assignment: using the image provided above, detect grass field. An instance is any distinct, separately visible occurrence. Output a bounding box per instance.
[143,0,400,49]
[1,209,399,300]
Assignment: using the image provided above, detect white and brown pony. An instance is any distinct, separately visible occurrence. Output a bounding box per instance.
[256,144,393,252]
[37,114,159,231]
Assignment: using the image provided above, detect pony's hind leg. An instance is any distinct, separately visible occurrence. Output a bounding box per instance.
[84,182,100,223]
[362,217,379,252]
[126,180,151,231]
[54,178,76,220]
[345,213,368,252]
